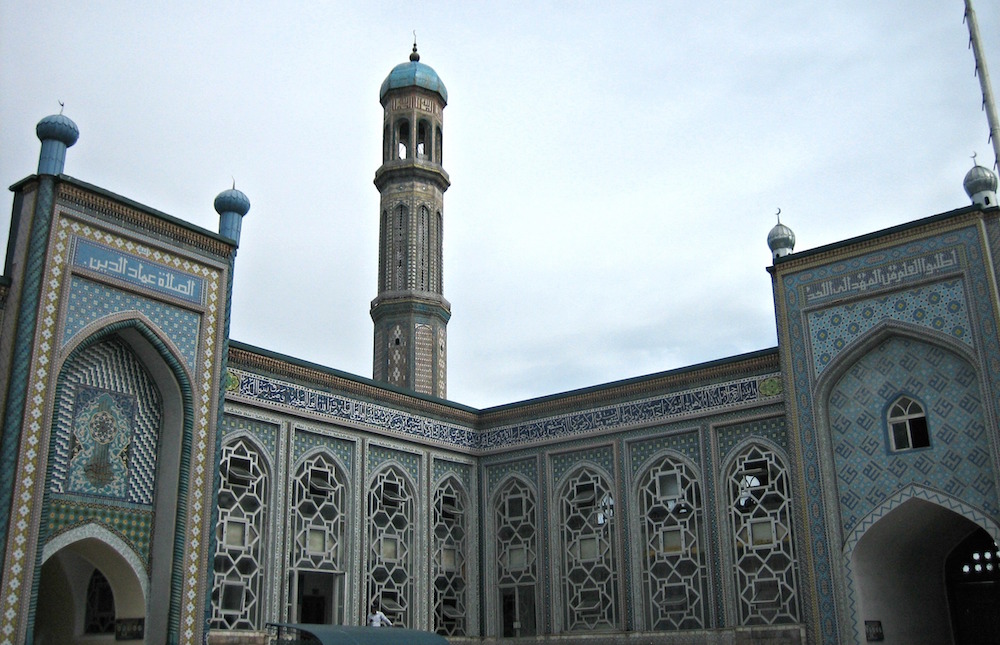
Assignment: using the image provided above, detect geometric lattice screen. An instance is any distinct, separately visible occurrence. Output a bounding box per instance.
[211,438,269,629]
[636,455,707,629]
[367,467,413,627]
[290,452,348,624]
[432,477,467,636]
[495,478,538,637]
[559,468,619,632]
[727,445,799,624]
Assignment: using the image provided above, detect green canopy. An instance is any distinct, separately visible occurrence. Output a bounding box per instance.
[267,623,450,645]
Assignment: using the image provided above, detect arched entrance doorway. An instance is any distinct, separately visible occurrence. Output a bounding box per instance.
[35,534,146,644]
[852,497,1000,644]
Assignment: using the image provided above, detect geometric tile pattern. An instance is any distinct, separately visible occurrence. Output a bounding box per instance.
[65,386,135,499]
[717,417,789,464]
[367,444,420,483]
[65,275,201,371]
[220,414,278,461]
[778,222,1000,645]
[485,459,538,498]
[230,369,782,452]
[293,429,354,472]
[551,446,614,487]
[49,337,162,506]
[808,279,971,377]
[433,459,472,491]
[829,336,996,535]
[0,210,226,645]
[628,430,701,479]
[45,498,154,567]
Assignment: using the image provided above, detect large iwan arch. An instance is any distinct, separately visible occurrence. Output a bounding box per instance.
[33,319,193,643]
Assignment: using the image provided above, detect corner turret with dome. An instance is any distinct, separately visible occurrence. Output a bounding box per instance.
[767,210,795,260]
[963,157,998,207]
[371,42,452,398]
[215,184,251,245]
[36,110,79,175]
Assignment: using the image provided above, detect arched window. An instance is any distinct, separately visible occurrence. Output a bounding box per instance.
[887,396,930,451]
[495,478,537,638]
[435,126,443,164]
[290,452,348,624]
[433,477,467,636]
[417,120,429,159]
[396,120,410,160]
[728,445,799,625]
[559,468,619,632]
[367,467,413,627]
[418,206,429,291]
[84,569,116,634]
[211,438,269,629]
[393,205,408,290]
[636,455,706,629]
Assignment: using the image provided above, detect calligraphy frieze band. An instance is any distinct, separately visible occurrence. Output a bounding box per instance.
[72,237,205,305]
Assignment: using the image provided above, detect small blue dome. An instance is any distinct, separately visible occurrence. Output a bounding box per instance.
[214,188,250,216]
[36,113,79,147]
[380,46,447,104]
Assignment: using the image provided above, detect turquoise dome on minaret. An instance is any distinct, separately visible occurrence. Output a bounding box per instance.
[380,43,448,104]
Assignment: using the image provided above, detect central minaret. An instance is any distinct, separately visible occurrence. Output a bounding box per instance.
[371,44,451,397]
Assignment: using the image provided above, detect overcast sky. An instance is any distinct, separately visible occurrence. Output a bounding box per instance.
[2,2,998,409]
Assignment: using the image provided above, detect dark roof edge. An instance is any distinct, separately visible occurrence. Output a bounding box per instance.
[774,203,997,266]
[9,174,236,246]
[479,347,781,414]
[227,339,480,414]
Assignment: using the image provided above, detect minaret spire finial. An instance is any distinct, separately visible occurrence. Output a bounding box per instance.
[410,31,420,61]
[775,207,782,224]
[58,100,65,115]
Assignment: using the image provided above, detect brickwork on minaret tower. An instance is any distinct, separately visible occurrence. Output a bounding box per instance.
[371,44,451,398]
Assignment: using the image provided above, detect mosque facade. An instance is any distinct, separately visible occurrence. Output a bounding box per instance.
[1,48,999,645]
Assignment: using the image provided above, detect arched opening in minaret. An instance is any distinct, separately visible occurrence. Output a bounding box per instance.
[396,119,410,160]
[417,120,430,159]
[435,126,443,164]
[383,124,391,163]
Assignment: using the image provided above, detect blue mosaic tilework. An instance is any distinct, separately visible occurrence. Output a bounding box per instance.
[716,417,789,464]
[220,414,279,460]
[292,429,354,472]
[46,498,154,567]
[64,276,201,371]
[829,336,997,535]
[73,237,205,306]
[550,445,614,486]
[808,279,971,377]
[485,459,538,497]
[367,444,420,482]
[627,430,701,478]
[66,386,135,499]
[800,246,962,306]
[231,369,781,452]
[50,337,162,506]
[433,459,472,490]
[488,375,780,450]
[778,223,1000,645]
[234,370,476,447]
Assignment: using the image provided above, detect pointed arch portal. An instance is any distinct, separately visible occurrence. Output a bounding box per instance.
[851,497,1000,644]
